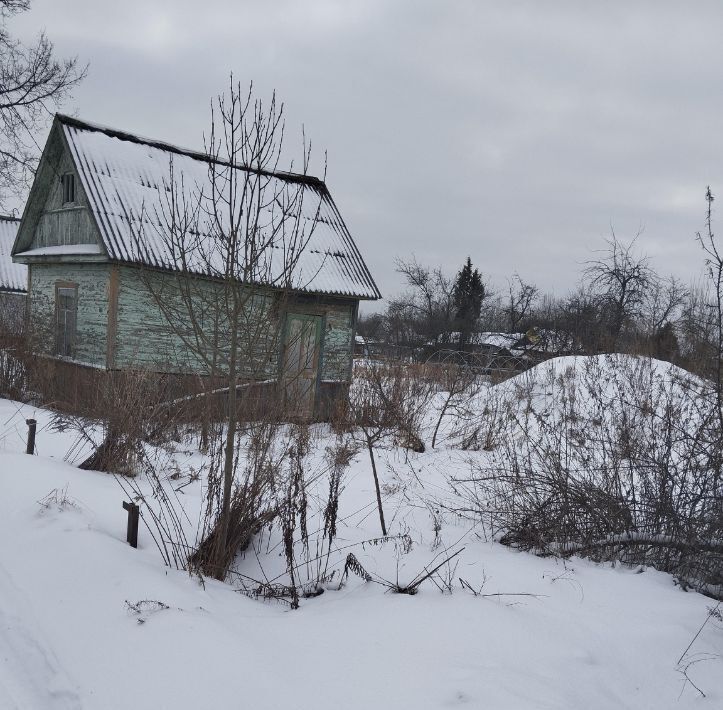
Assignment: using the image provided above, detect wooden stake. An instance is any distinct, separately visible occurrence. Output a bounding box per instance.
[25,419,36,455]
[122,501,139,548]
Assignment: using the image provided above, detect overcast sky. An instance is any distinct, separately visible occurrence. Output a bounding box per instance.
[12,1,723,309]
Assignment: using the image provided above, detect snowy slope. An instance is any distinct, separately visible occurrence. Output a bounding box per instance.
[0,390,721,709]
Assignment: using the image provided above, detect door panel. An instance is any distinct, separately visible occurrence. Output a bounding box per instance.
[282,314,321,418]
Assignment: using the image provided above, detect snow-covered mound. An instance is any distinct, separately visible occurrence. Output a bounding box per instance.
[439,354,722,598]
[497,353,708,421]
[451,354,714,458]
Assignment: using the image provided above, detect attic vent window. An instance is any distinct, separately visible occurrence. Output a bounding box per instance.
[61,173,75,204]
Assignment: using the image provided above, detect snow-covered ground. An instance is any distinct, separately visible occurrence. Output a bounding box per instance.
[0,356,721,709]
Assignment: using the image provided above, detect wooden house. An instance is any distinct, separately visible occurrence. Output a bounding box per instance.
[0,215,26,337]
[11,115,381,417]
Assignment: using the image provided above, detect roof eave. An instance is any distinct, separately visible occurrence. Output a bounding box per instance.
[13,253,108,265]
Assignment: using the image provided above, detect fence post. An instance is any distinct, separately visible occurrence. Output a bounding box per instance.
[122,501,139,548]
[25,419,36,455]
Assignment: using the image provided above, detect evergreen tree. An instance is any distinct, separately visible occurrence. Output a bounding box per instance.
[452,257,485,350]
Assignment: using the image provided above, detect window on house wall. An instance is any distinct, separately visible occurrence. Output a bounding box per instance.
[55,285,78,357]
[61,173,75,204]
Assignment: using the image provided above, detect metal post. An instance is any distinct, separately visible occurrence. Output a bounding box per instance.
[122,501,139,548]
[25,419,36,455]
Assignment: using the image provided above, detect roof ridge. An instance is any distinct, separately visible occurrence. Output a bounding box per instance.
[55,113,327,189]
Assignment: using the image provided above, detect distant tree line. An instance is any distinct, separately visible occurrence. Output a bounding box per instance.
[358,210,723,382]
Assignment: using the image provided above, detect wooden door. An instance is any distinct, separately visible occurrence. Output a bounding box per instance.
[282,314,322,418]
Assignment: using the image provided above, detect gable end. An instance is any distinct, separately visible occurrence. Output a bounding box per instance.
[12,119,107,262]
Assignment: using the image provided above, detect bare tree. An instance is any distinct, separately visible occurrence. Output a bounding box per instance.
[584,233,655,348]
[549,285,604,353]
[0,0,86,208]
[355,310,385,343]
[642,274,688,335]
[393,256,455,347]
[138,79,324,579]
[507,273,539,332]
[678,281,719,376]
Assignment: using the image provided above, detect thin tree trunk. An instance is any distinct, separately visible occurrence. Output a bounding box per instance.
[366,437,387,536]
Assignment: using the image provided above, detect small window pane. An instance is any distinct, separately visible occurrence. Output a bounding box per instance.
[62,174,75,204]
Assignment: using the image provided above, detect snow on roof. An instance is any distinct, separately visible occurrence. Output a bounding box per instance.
[58,115,381,300]
[448,332,524,348]
[475,332,524,348]
[16,244,103,258]
[0,216,26,293]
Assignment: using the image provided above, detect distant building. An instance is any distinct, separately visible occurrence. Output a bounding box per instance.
[353,334,368,357]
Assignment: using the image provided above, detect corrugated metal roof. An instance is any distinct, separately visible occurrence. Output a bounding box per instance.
[59,115,381,300]
[0,216,26,293]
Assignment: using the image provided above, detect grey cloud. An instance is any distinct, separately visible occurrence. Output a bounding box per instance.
[13,0,723,307]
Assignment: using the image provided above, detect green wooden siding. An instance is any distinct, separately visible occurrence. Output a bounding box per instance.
[30,263,352,382]
[28,261,355,381]
[113,266,281,377]
[29,263,109,367]
[320,304,353,381]
[113,267,354,381]
[113,266,198,372]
